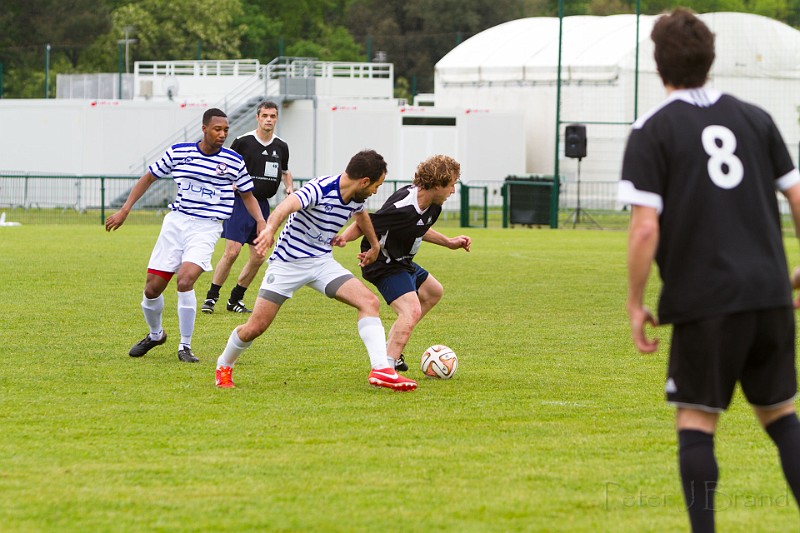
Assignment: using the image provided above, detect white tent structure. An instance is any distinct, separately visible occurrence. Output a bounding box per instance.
[435,13,800,185]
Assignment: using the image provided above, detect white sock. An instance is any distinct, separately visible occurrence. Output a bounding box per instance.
[177,290,196,347]
[217,328,253,368]
[358,316,390,370]
[141,293,164,338]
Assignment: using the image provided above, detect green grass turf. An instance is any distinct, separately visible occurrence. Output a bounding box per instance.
[1,224,798,532]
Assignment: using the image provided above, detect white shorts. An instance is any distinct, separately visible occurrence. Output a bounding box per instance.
[258,256,354,304]
[148,211,223,273]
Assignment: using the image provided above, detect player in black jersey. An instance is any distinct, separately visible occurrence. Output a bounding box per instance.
[202,101,292,314]
[619,9,800,532]
[335,155,471,371]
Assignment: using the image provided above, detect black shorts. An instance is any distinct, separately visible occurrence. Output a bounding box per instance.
[372,263,429,305]
[667,307,797,412]
[221,196,270,245]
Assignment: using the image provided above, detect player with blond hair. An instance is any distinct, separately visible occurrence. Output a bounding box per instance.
[336,154,471,371]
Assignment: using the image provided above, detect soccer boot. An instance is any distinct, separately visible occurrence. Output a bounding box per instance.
[368,368,417,391]
[215,366,235,388]
[177,346,199,363]
[393,354,409,372]
[129,332,167,357]
[226,299,252,313]
[201,298,218,314]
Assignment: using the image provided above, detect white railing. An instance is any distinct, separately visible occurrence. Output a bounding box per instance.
[134,59,261,77]
[264,57,393,80]
[129,57,394,173]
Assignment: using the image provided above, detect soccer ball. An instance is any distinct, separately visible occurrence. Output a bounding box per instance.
[420,345,458,379]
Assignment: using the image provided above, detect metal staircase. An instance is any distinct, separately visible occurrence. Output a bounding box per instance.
[126,56,393,187]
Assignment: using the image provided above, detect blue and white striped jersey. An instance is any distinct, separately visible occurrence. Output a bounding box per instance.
[149,142,254,220]
[270,174,364,262]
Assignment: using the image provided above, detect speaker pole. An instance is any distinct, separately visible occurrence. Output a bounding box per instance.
[565,156,601,229]
[564,124,601,229]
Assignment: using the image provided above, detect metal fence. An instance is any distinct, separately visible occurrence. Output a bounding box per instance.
[0,173,625,229]
[3,174,793,232]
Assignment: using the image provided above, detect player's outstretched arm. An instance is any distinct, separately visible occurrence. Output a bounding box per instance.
[626,205,660,353]
[240,190,267,235]
[105,172,158,232]
[423,228,471,252]
[352,211,379,266]
[254,194,301,255]
[282,170,294,195]
[331,220,364,248]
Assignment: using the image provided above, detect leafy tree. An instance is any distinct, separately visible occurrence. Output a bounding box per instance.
[347,0,524,94]
[84,0,244,72]
[286,26,364,61]
[237,0,363,62]
[0,0,111,96]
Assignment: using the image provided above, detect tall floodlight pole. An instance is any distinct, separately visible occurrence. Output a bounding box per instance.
[552,0,565,228]
[124,26,135,73]
[117,27,137,100]
[117,41,123,99]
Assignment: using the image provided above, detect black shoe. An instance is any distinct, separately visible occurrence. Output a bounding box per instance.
[201,298,217,314]
[177,346,199,363]
[226,299,252,313]
[394,354,409,372]
[129,332,167,357]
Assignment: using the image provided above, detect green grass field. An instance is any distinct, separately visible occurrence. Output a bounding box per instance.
[2,224,799,532]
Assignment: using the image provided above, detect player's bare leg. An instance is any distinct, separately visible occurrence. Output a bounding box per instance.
[203,239,242,313]
[387,293,423,363]
[236,296,282,342]
[226,244,267,313]
[236,244,266,288]
[386,275,443,368]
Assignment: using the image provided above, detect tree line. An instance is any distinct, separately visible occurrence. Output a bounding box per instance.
[2,0,799,99]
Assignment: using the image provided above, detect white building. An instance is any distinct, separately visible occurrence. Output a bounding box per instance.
[0,58,525,188]
[435,12,800,184]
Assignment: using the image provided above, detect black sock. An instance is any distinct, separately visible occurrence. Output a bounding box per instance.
[765,412,800,507]
[678,429,717,533]
[206,283,222,300]
[229,284,247,303]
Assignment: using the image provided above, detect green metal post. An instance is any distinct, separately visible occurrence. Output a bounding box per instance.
[483,187,488,228]
[366,35,372,62]
[634,0,641,119]
[552,0,564,229]
[550,177,560,229]
[100,176,106,224]
[279,36,285,57]
[44,44,51,98]
[501,183,508,228]
[460,183,469,227]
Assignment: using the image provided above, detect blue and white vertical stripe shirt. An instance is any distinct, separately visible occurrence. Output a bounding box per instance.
[149,142,254,220]
[270,174,365,262]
